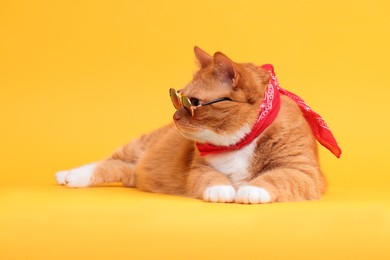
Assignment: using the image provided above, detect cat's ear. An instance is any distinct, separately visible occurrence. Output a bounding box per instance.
[213,52,239,87]
[194,46,213,68]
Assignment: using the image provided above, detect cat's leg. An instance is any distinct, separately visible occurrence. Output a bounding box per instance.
[186,167,236,203]
[55,159,136,187]
[235,167,323,204]
[55,137,146,187]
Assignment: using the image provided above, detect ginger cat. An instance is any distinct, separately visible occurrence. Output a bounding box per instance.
[56,46,339,204]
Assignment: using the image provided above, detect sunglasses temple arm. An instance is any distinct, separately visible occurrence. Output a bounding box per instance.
[201,97,231,107]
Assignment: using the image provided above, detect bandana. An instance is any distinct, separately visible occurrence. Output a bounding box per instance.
[196,64,342,158]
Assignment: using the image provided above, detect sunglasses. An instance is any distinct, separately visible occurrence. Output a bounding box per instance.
[169,88,231,117]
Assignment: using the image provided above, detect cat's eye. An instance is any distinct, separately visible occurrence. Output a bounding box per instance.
[190,98,200,107]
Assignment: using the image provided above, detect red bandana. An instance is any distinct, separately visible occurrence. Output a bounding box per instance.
[196,64,342,158]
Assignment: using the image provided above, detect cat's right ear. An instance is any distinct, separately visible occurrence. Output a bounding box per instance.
[194,46,213,68]
[213,52,239,87]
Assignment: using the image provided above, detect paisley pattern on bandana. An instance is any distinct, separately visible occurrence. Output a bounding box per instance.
[263,64,341,158]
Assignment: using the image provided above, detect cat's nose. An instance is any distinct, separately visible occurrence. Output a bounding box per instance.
[173,111,181,121]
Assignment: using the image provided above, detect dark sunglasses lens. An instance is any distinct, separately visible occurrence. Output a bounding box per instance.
[169,88,180,109]
[182,97,194,116]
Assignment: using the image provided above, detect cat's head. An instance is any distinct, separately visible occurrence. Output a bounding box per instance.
[173,46,270,146]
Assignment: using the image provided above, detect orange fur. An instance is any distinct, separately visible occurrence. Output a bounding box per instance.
[61,47,326,203]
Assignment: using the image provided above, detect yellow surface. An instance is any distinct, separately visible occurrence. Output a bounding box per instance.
[1,0,389,259]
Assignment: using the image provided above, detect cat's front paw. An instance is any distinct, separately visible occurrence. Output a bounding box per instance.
[203,185,236,203]
[235,185,271,204]
[55,163,96,187]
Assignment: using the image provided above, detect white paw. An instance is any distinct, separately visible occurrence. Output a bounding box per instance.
[55,163,96,187]
[203,185,236,203]
[55,170,68,185]
[235,185,271,204]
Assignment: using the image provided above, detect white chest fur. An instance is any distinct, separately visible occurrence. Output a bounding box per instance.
[205,137,258,184]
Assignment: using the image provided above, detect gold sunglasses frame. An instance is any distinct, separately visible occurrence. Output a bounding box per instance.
[169,88,231,117]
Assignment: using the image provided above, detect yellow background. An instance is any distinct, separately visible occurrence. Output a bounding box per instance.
[1,0,389,259]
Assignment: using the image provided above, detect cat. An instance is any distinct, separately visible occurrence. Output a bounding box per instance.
[55,46,341,204]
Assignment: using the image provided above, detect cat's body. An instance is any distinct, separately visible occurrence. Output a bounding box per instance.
[56,47,327,204]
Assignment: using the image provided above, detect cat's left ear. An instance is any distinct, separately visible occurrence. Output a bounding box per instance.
[213,52,239,87]
[194,46,213,68]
